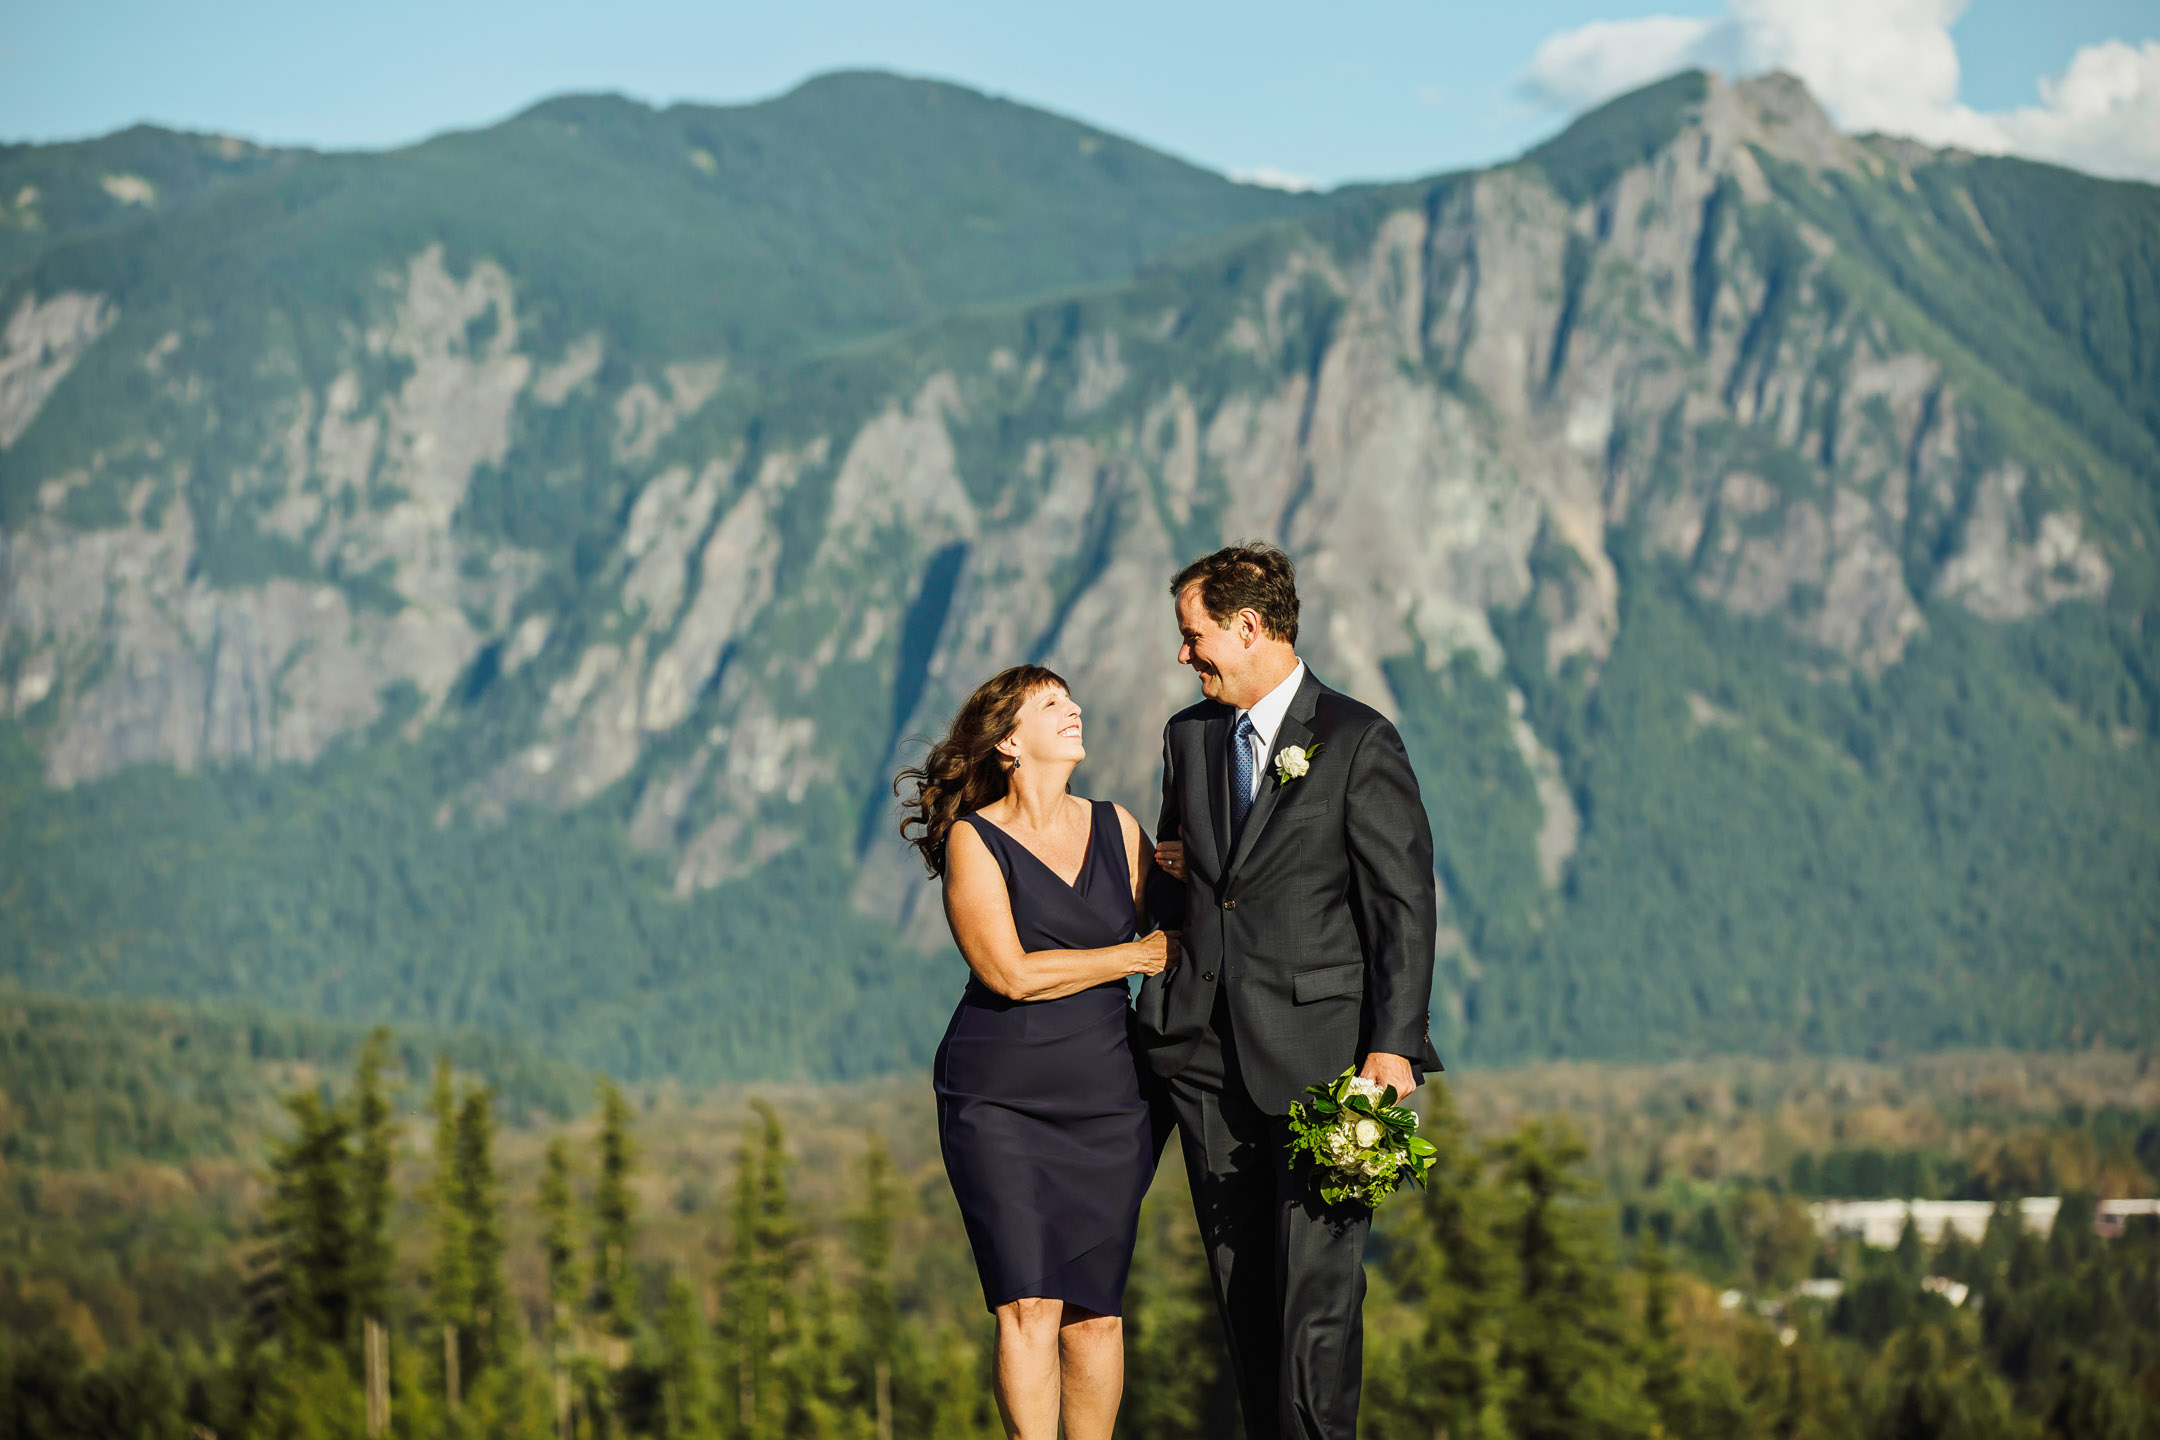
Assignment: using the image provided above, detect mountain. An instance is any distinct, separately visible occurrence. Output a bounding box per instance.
[2,69,2155,1080]
[0,125,292,287]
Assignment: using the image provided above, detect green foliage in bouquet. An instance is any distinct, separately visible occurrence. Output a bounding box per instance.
[1286,1068,1439,1207]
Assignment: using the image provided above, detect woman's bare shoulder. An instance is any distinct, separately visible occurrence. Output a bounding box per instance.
[945,814,994,868]
[1108,802,1144,844]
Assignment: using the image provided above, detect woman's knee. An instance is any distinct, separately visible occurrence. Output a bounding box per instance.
[1060,1310,1123,1343]
[997,1296,1064,1336]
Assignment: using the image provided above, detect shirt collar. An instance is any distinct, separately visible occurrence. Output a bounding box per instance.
[1240,660,1305,749]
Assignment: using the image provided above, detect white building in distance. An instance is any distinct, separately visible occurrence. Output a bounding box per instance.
[1811,1197,2160,1248]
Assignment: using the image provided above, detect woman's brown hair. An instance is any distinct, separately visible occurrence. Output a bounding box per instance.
[895,664,1069,877]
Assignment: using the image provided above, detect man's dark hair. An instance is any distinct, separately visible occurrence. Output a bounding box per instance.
[1171,542,1299,644]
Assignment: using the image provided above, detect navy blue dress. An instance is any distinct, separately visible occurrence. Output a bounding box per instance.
[933,800,1156,1315]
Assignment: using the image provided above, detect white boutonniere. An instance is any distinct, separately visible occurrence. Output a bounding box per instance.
[1274,743,1322,786]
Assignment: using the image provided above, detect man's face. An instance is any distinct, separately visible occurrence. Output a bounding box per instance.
[1175,584,1244,702]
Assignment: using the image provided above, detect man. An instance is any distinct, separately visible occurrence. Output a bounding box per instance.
[1135,541,1440,1440]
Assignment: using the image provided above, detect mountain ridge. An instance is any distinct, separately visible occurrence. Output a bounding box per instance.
[1,69,2154,1080]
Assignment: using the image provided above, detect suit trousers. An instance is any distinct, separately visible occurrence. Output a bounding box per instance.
[1162,992,1368,1440]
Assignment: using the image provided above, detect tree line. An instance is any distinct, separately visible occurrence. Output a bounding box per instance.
[2,1036,2156,1438]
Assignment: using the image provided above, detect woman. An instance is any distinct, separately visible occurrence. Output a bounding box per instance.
[896,664,1169,1440]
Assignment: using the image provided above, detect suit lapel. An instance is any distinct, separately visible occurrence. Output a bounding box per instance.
[1224,669,1323,885]
[1201,710,1232,874]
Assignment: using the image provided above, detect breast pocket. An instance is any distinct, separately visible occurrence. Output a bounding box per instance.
[1273,799,1330,825]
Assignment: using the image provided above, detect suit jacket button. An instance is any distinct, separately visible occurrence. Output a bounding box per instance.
[1221,899,1237,910]
[1202,971,1215,982]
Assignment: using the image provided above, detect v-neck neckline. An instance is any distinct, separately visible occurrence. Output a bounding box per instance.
[974,802,1098,893]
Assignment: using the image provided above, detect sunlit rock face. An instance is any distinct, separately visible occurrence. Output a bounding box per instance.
[0,76,2118,798]
[3,250,544,784]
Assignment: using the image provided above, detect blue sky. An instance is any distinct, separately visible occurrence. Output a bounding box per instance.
[5,1,2156,184]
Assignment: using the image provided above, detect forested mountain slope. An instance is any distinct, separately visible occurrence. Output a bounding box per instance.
[1,70,2153,1079]
[0,988,585,1169]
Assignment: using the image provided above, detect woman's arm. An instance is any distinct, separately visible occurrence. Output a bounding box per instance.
[1146,728,1188,932]
[943,821,1168,1002]
[1116,804,1181,971]
[1116,803,1149,913]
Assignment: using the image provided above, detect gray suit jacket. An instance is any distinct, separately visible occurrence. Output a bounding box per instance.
[1134,667,1442,1114]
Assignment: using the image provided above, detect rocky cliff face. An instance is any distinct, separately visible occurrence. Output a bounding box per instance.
[3,248,545,783]
[837,73,2121,946]
[2,70,2153,1072]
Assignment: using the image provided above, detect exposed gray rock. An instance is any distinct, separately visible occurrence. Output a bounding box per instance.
[0,292,114,449]
[0,248,546,785]
[1067,332,1127,414]
[1508,686,1580,887]
[613,359,726,463]
[1935,465,2112,620]
[1710,72,1860,176]
[639,454,789,735]
[623,461,728,632]
[532,333,605,406]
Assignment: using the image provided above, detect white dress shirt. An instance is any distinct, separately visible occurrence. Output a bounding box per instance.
[1236,661,1306,808]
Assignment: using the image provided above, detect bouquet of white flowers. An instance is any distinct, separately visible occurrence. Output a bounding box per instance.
[1285,1068,1437,1208]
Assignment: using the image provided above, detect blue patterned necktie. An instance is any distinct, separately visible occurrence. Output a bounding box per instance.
[1231,712,1257,840]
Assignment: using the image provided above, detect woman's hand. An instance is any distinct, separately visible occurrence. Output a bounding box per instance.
[1129,929,1172,977]
[1154,840,1185,881]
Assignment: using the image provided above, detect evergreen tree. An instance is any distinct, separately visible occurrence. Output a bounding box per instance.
[540,1138,583,1352]
[245,1343,366,1440]
[748,1101,804,1438]
[847,1135,901,1438]
[1975,1197,2022,1284]
[718,1121,764,1439]
[261,1090,359,1355]
[453,1086,511,1376]
[2046,1354,2137,1440]
[96,1343,194,1440]
[428,1053,472,1398]
[1891,1214,1926,1280]
[1117,1194,1225,1440]
[1684,1201,1738,1280]
[538,1136,606,1440]
[748,1102,802,1289]
[592,1080,640,1342]
[791,1263,858,1436]
[922,1329,996,1440]
[1768,1337,1859,1440]
[1492,1121,1658,1440]
[1862,1323,2021,1440]
[658,1276,716,1440]
[716,1101,807,1440]
[1639,1233,1688,1432]
[1367,1080,1513,1440]
[1733,1190,1818,1292]
[349,1028,398,1333]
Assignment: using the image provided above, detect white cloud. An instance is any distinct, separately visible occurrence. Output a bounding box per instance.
[1997,39,2160,184]
[1519,15,1719,113]
[1231,165,1320,193]
[1520,0,2160,182]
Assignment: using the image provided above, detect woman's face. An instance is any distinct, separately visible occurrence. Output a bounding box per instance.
[999,684,1084,772]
